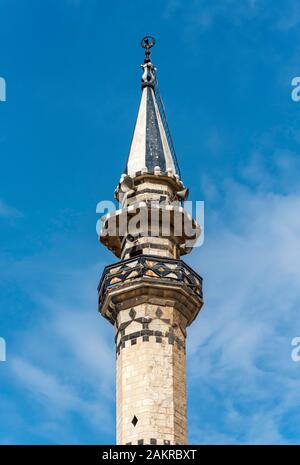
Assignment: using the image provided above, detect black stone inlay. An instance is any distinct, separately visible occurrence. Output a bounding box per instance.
[143,330,153,336]
[116,328,186,355]
[156,307,163,318]
[168,334,174,345]
[129,308,136,319]
[150,438,157,445]
[132,415,138,427]
[136,317,151,324]
[137,439,144,445]
[146,88,166,172]
[129,331,141,339]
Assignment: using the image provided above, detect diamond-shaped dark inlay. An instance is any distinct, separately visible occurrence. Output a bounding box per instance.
[132,415,138,427]
[155,307,163,318]
[152,262,170,277]
[129,308,136,319]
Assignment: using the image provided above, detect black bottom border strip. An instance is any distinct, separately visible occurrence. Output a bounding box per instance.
[0,444,299,463]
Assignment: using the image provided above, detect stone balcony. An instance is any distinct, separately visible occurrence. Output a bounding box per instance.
[98,255,203,326]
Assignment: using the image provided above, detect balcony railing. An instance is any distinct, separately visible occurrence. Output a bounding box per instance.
[98,255,203,303]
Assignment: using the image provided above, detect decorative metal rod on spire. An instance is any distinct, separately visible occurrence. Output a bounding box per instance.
[141,36,156,88]
[140,36,181,178]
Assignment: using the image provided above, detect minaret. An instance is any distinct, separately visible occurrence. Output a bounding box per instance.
[98,36,203,445]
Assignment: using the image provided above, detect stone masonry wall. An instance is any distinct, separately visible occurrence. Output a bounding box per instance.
[115,302,187,445]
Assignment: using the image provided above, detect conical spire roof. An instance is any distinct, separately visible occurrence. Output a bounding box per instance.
[125,36,180,178]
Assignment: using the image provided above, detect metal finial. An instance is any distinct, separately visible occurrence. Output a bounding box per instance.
[141,35,156,63]
[140,36,156,88]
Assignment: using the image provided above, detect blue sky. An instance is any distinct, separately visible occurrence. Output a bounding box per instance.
[1,0,300,444]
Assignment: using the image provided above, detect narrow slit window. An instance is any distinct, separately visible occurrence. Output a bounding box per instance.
[132,415,138,427]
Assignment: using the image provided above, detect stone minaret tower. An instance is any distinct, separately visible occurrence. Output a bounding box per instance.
[98,37,203,445]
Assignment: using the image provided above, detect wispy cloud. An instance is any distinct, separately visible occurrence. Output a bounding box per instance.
[164,0,300,33]
[11,358,82,411]
[0,199,22,219]
[3,150,300,443]
[164,0,263,31]
[187,163,300,443]
[275,0,300,31]
[1,254,115,444]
